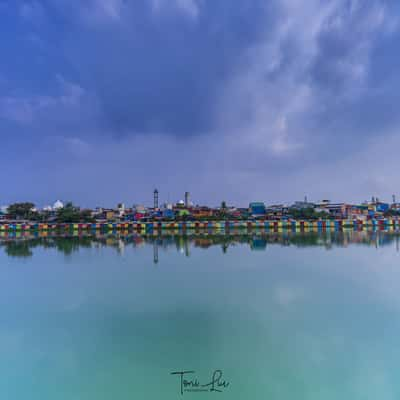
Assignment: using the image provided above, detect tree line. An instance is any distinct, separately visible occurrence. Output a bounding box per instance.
[5,202,94,223]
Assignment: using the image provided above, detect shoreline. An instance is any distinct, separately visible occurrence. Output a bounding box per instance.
[0,219,399,232]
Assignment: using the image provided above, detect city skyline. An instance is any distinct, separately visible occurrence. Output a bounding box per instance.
[1,191,400,211]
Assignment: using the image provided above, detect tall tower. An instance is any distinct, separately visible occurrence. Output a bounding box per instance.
[154,189,159,209]
[393,194,396,204]
[185,191,190,207]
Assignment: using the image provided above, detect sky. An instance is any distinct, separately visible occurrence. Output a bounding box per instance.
[1,0,400,208]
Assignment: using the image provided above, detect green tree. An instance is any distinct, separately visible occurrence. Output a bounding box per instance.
[384,209,400,217]
[56,202,95,223]
[7,202,38,220]
[56,202,79,223]
[80,209,95,223]
[287,207,330,220]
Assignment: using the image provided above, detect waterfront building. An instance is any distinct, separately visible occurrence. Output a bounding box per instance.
[291,201,315,210]
[53,200,64,210]
[132,205,147,221]
[228,209,244,218]
[249,202,266,218]
[375,202,390,213]
[191,207,214,218]
[106,209,116,220]
[164,203,173,210]
[265,204,289,218]
[163,209,175,219]
[117,203,126,218]
[391,203,400,211]
[134,205,146,214]
[0,207,7,221]
[316,203,349,218]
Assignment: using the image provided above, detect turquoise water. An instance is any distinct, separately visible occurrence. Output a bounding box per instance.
[1,232,400,399]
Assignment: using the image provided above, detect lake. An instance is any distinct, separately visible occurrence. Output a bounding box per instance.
[0,230,400,399]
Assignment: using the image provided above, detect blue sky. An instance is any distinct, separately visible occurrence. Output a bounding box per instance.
[1,0,400,207]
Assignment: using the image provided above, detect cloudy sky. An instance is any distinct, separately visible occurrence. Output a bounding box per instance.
[1,0,400,207]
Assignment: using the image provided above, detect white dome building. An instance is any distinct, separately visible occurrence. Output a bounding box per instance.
[53,200,64,210]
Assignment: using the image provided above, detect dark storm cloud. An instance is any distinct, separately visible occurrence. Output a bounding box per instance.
[56,0,277,137]
[1,0,400,206]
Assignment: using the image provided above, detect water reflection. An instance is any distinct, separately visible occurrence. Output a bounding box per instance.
[1,230,400,400]
[1,230,399,262]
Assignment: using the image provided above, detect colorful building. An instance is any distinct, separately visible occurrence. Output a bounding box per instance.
[249,202,266,218]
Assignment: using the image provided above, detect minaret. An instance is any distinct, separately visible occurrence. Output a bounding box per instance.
[154,189,159,209]
[185,191,190,207]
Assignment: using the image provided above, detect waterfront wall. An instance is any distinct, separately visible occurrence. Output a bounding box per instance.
[0,219,399,232]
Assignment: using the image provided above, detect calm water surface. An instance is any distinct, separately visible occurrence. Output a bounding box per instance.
[1,231,400,399]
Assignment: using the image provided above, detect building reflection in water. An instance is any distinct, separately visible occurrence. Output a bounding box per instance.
[0,229,400,263]
[153,241,158,264]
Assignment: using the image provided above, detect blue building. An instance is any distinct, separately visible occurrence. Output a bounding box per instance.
[249,202,266,218]
[162,209,175,219]
[376,203,389,213]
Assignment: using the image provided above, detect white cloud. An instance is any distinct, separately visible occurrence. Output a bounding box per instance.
[88,0,124,21]
[55,0,126,26]
[151,0,200,20]
[215,0,397,160]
